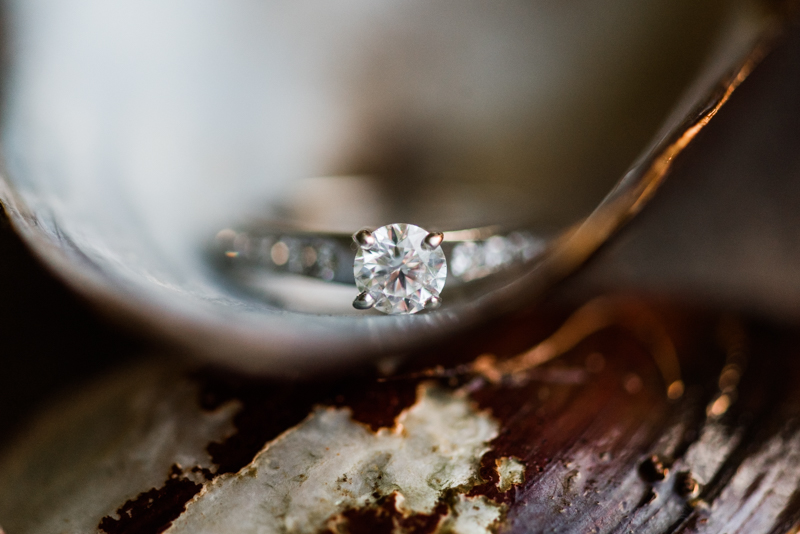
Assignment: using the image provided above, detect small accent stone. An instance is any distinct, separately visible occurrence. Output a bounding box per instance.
[450,231,546,282]
[451,241,483,280]
[313,241,337,281]
[483,235,514,270]
[354,223,447,315]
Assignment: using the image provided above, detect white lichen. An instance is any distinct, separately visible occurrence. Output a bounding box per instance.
[166,383,500,534]
[436,495,504,534]
[495,457,526,492]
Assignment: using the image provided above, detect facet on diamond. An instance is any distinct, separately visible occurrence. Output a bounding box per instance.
[354,223,447,315]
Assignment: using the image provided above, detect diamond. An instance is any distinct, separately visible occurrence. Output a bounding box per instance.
[353,223,447,315]
[450,241,483,280]
[449,231,546,282]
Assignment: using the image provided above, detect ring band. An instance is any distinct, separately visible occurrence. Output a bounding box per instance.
[213,222,546,315]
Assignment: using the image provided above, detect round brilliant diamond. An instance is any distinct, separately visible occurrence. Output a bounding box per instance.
[353,223,447,315]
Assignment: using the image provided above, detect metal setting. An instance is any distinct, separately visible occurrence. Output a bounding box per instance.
[353,229,376,249]
[422,231,444,251]
[352,291,376,310]
[425,295,443,310]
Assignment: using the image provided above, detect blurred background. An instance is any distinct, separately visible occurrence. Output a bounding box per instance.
[1,1,800,532]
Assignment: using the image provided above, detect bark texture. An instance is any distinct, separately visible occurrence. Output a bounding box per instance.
[2,298,800,534]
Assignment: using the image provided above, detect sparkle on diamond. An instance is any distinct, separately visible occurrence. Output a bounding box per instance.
[354,223,447,315]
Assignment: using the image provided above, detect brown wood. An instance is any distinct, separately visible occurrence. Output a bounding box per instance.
[81,298,800,533]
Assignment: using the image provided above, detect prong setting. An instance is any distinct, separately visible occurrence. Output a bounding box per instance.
[353,223,447,315]
[353,291,376,310]
[353,229,376,249]
[425,295,442,310]
[422,231,444,251]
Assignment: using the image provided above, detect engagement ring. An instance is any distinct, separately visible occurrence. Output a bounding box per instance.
[214,222,545,315]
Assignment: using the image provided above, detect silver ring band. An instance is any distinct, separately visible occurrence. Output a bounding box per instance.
[209,176,550,314]
[211,221,548,315]
[214,224,545,286]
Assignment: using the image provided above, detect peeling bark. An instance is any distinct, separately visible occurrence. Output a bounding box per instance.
[167,384,499,534]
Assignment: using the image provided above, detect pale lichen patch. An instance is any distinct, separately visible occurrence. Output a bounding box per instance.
[435,495,504,534]
[495,457,526,492]
[166,383,501,534]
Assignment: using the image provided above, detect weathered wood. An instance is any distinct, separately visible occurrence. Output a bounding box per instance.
[3,297,800,533]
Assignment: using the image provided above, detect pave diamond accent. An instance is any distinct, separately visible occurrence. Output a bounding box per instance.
[450,231,545,282]
[218,230,341,282]
[353,223,447,315]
